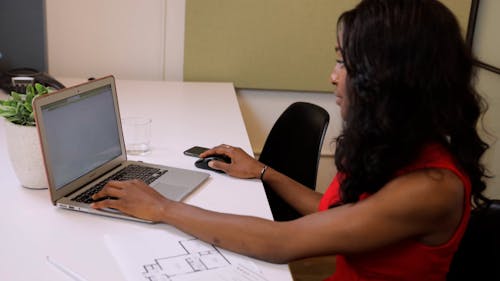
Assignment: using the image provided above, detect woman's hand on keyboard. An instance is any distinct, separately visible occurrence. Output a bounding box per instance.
[90,179,172,222]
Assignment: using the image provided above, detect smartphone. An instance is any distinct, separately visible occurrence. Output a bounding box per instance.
[183,146,209,157]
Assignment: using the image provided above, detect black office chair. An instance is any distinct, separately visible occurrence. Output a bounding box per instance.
[447,199,500,280]
[258,102,330,221]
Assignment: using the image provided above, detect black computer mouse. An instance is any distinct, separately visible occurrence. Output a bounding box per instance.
[194,154,231,173]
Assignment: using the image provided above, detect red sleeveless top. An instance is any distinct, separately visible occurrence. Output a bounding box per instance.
[318,143,471,281]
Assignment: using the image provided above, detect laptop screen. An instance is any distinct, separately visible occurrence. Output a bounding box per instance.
[40,84,122,190]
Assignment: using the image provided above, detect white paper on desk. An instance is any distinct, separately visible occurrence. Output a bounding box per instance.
[104,228,268,281]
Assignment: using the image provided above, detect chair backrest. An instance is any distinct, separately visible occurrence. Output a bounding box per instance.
[447,199,500,280]
[258,102,329,221]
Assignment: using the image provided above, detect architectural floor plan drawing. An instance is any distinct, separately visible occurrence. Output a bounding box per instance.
[105,228,268,281]
[141,238,231,281]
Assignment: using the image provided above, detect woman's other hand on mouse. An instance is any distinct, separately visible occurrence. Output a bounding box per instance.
[200,144,265,179]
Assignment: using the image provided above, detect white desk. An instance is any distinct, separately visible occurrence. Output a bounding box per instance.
[0,79,293,281]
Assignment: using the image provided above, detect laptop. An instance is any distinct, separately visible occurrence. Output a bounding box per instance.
[33,75,209,223]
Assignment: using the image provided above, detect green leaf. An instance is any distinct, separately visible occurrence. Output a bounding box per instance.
[0,106,17,118]
[25,92,35,113]
[24,101,33,113]
[26,90,35,102]
[19,103,29,115]
[16,102,23,112]
[6,116,21,124]
[11,92,23,102]
[35,83,49,95]
[26,84,35,96]
[1,83,46,126]
[4,100,18,106]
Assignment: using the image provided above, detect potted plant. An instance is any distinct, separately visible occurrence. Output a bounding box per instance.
[0,83,51,189]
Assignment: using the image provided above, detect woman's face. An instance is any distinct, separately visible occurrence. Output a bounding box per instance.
[331,39,348,119]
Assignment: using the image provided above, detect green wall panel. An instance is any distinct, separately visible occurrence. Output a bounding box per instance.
[185,0,472,92]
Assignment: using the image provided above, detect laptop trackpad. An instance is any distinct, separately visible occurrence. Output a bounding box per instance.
[152,182,192,201]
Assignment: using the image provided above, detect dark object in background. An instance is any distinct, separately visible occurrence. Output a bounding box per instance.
[0,0,65,94]
[447,199,500,281]
[259,102,330,221]
[0,0,47,72]
[0,68,64,94]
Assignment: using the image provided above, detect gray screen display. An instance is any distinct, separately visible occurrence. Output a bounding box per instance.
[41,85,121,189]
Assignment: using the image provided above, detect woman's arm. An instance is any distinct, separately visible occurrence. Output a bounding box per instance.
[201,145,323,215]
[258,166,323,215]
[90,168,464,263]
[91,179,303,263]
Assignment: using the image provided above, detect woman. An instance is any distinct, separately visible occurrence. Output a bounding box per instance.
[92,0,490,279]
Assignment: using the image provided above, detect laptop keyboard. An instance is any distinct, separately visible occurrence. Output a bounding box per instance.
[73,165,167,204]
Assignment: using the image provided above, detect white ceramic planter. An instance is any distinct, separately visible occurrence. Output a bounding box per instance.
[4,119,48,189]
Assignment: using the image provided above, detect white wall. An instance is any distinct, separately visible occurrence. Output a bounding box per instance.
[46,0,166,80]
[45,0,500,196]
[237,89,342,193]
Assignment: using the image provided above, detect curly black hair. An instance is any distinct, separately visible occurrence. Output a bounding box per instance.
[334,0,490,207]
